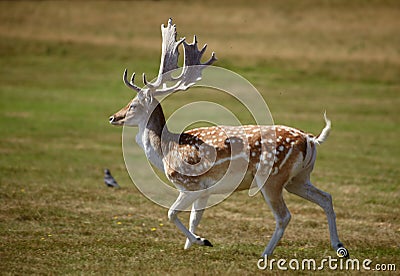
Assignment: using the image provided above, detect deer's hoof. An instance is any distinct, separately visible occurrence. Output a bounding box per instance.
[196,237,213,247]
[203,239,213,247]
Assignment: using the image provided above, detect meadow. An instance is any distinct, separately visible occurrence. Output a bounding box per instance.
[0,1,399,274]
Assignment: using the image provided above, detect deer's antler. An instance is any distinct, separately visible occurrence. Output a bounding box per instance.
[123,18,217,97]
[123,70,141,93]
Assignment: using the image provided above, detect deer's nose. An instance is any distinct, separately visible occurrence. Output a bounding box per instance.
[109,116,115,124]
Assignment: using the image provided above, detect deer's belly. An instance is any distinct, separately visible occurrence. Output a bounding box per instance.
[166,157,256,194]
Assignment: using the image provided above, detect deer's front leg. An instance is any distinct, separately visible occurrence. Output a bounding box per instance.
[184,195,210,249]
[259,182,291,257]
[168,192,213,248]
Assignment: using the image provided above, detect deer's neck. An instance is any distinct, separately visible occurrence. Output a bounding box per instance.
[136,101,173,172]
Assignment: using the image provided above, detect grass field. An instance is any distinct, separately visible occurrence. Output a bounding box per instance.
[1,0,399,274]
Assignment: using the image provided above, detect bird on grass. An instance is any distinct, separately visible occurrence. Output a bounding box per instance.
[104,169,120,188]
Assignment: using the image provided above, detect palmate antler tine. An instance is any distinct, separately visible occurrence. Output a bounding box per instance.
[198,40,217,66]
[204,52,217,66]
[123,69,141,93]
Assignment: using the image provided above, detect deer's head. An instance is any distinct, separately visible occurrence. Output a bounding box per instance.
[109,18,216,127]
[108,92,153,127]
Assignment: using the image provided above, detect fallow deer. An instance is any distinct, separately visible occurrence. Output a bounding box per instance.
[109,19,347,257]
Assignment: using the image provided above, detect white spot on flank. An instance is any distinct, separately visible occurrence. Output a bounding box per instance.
[286,138,291,143]
[279,145,284,151]
[251,152,256,157]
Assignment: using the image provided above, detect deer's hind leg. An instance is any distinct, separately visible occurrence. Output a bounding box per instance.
[285,172,346,256]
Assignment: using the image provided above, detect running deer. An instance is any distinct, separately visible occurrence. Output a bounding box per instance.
[109,19,347,257]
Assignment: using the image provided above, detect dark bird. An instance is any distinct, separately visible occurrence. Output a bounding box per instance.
[104,169,120,188]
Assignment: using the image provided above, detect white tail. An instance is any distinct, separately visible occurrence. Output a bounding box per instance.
[313,112,331,145]
[109,19,347,257]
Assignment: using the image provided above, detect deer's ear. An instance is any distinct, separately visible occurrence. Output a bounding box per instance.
[137,91,153,106]
[144,93,153,106]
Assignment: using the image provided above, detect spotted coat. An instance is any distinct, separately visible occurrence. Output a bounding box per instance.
[164,125,315,191]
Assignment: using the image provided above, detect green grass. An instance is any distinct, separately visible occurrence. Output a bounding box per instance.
[1,0,399,274]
